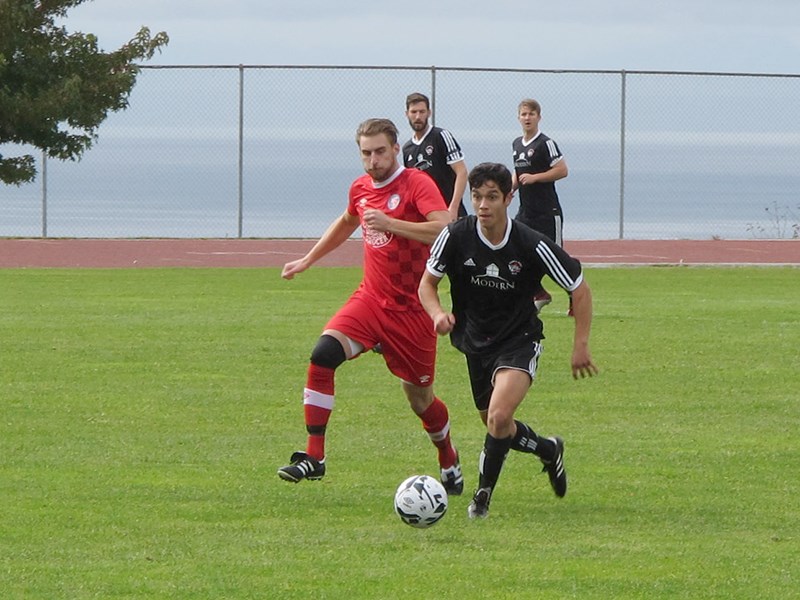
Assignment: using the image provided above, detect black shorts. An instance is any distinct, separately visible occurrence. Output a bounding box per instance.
[516,213,563,247]
[465,340,543,411]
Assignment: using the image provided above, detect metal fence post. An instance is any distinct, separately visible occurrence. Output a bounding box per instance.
[618,70,627,240]
[237,64,245,238]
[430,66,437,127]
[41,150,48,238]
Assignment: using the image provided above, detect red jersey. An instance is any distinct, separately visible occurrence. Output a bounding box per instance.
[348,167,446,311]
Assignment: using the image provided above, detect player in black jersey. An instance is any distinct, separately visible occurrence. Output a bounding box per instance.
[419,162,598,519]
[512,98,570,313]
[403,92,468,221]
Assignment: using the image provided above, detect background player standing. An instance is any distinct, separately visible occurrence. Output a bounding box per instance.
[403,92,468,221]
[419,162,597,519]
[512,98,570,313]
[278,118,463,496]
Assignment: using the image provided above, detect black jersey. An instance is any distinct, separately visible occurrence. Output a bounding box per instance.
[512,132,563,220]
[403,126,465,211]
[426,216,583,355]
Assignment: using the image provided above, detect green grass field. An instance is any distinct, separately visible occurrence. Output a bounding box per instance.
[1,266,798,599]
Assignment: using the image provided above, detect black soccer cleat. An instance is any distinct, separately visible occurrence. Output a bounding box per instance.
[277,451,326,482]
[440,451,464,496]
[540,436,567,498]
[467,487,492,519]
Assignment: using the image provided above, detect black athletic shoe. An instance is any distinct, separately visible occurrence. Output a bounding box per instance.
[540,436,567,497]
[277,451,326,482]
[440,452,464,496]
[467,487,491,519]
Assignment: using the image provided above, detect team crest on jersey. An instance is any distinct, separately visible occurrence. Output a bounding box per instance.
[527,148,535,157]
[425,145,434,156]
[386,194,401,211]
[508,260,522,275]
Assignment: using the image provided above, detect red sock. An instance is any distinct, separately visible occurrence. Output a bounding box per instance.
[418,397,457,469]
[303,364,335,460]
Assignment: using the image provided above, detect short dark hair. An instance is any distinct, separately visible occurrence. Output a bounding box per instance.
[405,92,430,110]
[468,163,513,196]
[355,118,399,145]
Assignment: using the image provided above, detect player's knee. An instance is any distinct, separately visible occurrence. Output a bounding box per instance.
[310,334,346,369]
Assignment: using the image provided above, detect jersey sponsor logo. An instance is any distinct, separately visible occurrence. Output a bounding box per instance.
[508,260,522,275]
[414,153,432,171]
[471,262,516,290]
[514,152,530,168]
[387,193,401,211]
[363,224,393,248]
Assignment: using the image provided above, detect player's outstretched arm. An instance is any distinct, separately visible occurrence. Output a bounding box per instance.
[281,211,359,280]
[570,280,599,379]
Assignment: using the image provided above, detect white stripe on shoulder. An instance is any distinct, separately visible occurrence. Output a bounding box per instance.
[546,139,559,159]
[536,241,575,289]
[440,129,458,153]
[428,227,450,263]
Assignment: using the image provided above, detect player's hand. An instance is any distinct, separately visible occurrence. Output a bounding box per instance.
[282,258,308,280]
[432,312,456,336]
[571,347,599,379]
[363,208,392,232]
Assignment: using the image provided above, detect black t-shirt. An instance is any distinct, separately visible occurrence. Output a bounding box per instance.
[512,132,563,219]
[403,126,465,214]
[426,216,583,355]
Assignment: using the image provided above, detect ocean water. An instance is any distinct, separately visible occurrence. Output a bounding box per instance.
[3,137,799,240]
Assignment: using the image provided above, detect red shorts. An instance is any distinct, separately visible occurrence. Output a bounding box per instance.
[325,289,436,387]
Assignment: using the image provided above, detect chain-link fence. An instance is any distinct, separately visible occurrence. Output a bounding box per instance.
[4,65,799,239]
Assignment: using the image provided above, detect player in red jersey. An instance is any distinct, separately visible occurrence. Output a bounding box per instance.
[278,118,463,495]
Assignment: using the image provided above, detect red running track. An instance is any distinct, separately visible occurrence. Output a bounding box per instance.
[0,238,797,268]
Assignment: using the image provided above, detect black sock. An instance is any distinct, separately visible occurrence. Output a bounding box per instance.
[512,420,556,461]
[478,433,512,491]
[511,420,540,454]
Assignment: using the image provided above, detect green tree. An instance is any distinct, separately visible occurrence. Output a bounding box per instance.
[0,0,168,185]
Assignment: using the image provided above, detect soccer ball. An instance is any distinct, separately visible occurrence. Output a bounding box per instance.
[393,474,448,528]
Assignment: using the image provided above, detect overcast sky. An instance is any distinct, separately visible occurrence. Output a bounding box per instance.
[63,0,800,74]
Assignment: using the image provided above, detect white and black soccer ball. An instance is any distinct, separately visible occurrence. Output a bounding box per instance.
[393,474,448,528]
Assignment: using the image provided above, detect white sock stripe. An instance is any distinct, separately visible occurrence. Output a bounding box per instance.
[427,420,451,442]
[303,388,335,410]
